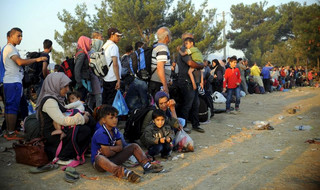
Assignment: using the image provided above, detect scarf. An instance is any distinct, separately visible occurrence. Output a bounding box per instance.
[36,72,71,118]
[77,36,92,60]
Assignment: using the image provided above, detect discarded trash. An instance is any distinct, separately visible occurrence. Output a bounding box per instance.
[287,108,296,114]
[227,124,234,127]
[252,121,274,130]
[274,149,282,152]
[305,140,320,144]
[278,116,284,120]
[297,116,303,120]
[294,125,312,131]
[241,160,249,163]
[263,156,274,160]
[228,152,234,155]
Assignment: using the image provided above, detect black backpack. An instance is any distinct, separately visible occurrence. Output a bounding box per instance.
[130,45,157,81]
[198,96,209,122]
[124,106,155,142]
[58,57,76,88]
[25,51,42,85]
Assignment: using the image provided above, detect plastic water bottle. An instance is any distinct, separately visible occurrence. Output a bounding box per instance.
[295,125,312,131]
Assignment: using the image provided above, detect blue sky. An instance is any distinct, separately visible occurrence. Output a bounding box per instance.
[0,0,316,62]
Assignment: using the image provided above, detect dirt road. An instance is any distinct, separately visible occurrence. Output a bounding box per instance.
[0,87,319,190]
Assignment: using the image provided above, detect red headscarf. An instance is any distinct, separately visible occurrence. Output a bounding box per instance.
[77,36,92,60]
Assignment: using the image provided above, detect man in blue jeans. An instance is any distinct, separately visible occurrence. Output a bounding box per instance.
[176,33,205,133]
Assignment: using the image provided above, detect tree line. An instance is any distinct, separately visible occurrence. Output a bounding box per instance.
[52,0,320,68]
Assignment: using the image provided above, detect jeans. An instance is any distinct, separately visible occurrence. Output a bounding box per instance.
[226,86,240,110]
[177,80,200,128]
[125,78,148,113]
[263,78,271,92]
[148,143,172,157]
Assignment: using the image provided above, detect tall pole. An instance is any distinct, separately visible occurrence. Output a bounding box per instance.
[223,11,226,60]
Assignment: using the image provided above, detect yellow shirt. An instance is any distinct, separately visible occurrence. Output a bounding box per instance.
[250,65,261,76]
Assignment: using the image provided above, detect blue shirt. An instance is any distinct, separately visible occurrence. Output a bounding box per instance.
[91,125,121,164]
[261,66,273,79]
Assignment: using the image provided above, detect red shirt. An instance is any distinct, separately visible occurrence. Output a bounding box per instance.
[223,67,241,89]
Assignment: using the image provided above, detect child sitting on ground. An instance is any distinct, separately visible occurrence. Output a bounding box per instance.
[140,109,175,160]
[91,105,163,183]
[178,37,204,90]
[51,91,85,139]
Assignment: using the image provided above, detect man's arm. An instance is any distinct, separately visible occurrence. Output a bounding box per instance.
[11,55,47,66]
[112,56,120,90]
[185,56,204,69]
[156,61,169,94]
[42,61,48,78]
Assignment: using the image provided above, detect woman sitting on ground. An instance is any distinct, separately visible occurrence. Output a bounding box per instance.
[35,72,92,163]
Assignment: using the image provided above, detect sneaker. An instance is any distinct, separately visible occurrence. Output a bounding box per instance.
[192,126,205,133]
[183,127,192,134]
[56,159,74,166]
[4,131,24,141]
[235,107,240,112]
[127,171,141,183]
[144,163,163,174]
[226,109,231,113]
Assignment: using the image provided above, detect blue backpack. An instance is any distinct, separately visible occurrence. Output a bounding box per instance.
[0,45,6,83]
[130,45,157,81]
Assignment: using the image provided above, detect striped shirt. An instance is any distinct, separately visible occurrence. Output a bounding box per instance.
[150,43,171,83]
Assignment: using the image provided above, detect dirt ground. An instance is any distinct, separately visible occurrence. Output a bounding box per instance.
[0,87,319,190]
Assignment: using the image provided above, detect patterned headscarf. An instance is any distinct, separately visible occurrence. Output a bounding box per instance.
[36,72,71,118]
[77,36,92,60]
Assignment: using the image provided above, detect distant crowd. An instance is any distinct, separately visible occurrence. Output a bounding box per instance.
[0,26,319,183]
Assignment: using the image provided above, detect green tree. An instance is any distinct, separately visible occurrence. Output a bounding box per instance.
[227,1,280,65]
[54,0,225,62]
[166,0,225,59]
[53,3,93,64]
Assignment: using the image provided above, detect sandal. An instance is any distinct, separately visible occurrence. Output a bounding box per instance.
[267,126,274,130]
[29,163,59,174]
[64,167,80,183]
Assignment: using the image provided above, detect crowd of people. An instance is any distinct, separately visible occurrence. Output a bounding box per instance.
[0,26,319,183]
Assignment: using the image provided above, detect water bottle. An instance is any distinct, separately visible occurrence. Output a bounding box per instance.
[295,125,312,131]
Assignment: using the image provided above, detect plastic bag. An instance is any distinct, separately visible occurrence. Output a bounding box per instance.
[112,90,129,115]
[212,91,226,103]
[174,129,194,152]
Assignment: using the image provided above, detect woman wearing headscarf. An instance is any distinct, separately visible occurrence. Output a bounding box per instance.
[211,59,225,93]
[141,91,181,134]
[87,38,104,110]
[74,36,92,100]
[36,72,91,162]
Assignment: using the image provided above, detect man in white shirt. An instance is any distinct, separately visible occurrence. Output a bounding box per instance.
[102,28,122,105]
[1,28,47,140]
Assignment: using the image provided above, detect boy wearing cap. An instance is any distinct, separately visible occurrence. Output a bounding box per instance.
[102,28,123,105]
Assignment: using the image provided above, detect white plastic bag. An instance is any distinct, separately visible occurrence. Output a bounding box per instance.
[174,129,194,152]
[212,91,226,103]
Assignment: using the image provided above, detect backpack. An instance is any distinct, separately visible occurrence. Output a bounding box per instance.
[198,96,209,122]
[89,47,112,78]
[23,113,41,141]
[120,54,132,78]
[124,106,155,142]
[58,57,76,87]
[25,51,43,85]
[130,46,157,81]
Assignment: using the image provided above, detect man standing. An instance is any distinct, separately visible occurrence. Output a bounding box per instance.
[176,33,205,133]
[149,27,172,97]
[35,39,52,95]
[261,62,274,93]
[2,28,47,140]
[102,28,122,105]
